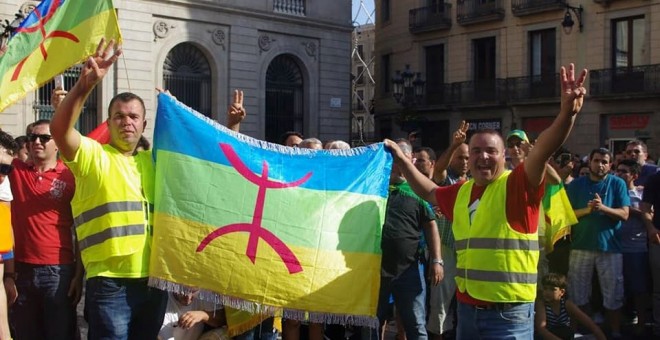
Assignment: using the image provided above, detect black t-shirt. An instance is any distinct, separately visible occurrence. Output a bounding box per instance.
[381,181,434,278]
[643,172,660,229]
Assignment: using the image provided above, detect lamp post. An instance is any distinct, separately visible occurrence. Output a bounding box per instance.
[392,64,426,132]
[392,64,425,107]
[561,3,583,35]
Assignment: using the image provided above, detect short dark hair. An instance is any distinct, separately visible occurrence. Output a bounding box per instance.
[589,147,612,161]
[280,131,303,145]
[626,139,647,152]
[415,146,436,161]
[541,273,567,290]
[30,119,51,129]
[0,129,16,155]
[469,129,504,144]
[618,159,641,175]
[108,92,146,118]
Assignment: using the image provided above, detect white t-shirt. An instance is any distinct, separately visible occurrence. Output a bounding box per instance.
[159,293,219,340]
[0,177,12,202]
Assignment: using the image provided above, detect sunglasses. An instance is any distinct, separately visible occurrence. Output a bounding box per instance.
[507,140,523,149]
[28,133,53,143]
[0,163,13,175]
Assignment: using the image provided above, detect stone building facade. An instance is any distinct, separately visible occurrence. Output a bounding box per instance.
[375,0,660,159]
[0,0,353,143]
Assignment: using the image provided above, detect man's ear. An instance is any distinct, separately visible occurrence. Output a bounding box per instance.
[143,119,147,131]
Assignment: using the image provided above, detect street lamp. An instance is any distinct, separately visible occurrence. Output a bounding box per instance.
[392,64,425,107]
[561,3,583,35]
[392,64,426,132]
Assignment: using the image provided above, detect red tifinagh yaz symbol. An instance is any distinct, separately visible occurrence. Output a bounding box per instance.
[11,0,80,81]
[197,143,312,274]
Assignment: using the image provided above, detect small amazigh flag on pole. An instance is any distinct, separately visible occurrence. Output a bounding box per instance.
[0,0,122,111]
[149,94,391,328]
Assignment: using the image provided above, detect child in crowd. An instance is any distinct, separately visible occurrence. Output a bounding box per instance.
[535,273,606,340]
[159,287,226,340]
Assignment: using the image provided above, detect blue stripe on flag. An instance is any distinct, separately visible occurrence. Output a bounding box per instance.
[154,94,392,197]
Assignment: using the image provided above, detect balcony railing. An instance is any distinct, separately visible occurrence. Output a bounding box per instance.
[273,0,305,16]
[409,3,452,34]
[507,74,560,102]
[511,0,565,17]
[590,64,660,98]
[457,0,505,26]
[450,79,508,105]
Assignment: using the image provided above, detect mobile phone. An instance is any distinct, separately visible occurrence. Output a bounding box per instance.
[54,74,64,90]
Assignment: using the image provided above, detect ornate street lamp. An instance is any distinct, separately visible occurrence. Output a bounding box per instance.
[561,3,583,35]
[392,64,425,107]
[392,64,426,132]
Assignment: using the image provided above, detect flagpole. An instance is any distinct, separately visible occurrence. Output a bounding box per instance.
[121,53,131,93]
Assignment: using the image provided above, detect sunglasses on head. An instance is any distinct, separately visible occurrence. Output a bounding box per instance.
[28,133,52,143]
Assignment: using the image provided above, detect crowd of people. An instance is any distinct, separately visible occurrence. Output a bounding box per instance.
[0,38,659,340]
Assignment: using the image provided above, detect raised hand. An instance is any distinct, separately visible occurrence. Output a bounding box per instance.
[227,89,246,130]
[79,38,122,90]
[452,120,469,146]
[560,63,588,116]
[51,87,67,110]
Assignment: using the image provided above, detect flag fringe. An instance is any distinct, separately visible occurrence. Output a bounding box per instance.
[148,276,379,329]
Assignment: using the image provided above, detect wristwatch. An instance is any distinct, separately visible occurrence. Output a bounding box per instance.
[3,272,16,280]
[431,259,444,266]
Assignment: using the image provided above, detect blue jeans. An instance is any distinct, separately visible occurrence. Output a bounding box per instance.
[456,301,534,340]
[233,317,279,340]
[372,262,427,340]
[10,263,77,340]
[85,277,167,340]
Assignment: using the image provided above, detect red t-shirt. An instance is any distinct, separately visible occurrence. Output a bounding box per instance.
[9,159,76,264]
[434,164,544,305]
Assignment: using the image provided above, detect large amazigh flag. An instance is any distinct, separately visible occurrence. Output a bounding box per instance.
[0,0,121,111]
[540,183,578,253]
[149,94,391,328]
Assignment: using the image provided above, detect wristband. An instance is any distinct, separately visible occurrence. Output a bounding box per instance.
[431,259,444,266]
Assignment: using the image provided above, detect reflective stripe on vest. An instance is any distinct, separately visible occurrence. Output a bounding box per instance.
[74,201,144,228]
[454,238,539,252]
[78,224,146,252]
[456,268,537,284]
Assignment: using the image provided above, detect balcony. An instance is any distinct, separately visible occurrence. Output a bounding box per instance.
[590,64,660,99]
[450,79,508,106]
[273,0,305,16]
[511,0,565,17]
[409,3,452,34]
[507,74,560,103]
[457,0,505,26]
[424,84,453,106]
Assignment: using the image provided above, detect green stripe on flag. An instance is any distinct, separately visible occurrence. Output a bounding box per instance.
[155,150,385,254]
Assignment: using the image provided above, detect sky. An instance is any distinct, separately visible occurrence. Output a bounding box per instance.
[352,0,375,26]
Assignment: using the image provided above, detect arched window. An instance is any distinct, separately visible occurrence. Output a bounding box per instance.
[265,55,304,143]
[163,43,212,117]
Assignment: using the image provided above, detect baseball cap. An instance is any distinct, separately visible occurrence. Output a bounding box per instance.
[506,129,529,143]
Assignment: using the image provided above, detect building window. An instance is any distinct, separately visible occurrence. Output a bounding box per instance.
[473,36,496,100]
[612,16,645,68]
[425,44,444,104]
[529,29,555,77]
[356,89,364,111]
[380,54,391,97]
[265,54,304,143]
[381,0,390,23]
[33,66,98,135]
[356,66,365,85]
[163,43,212,118]
[357,44,364,60]
[473,37,496,82]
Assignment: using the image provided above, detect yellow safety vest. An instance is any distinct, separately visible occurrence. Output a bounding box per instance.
[73,146,154,267]
[453,171,539,302]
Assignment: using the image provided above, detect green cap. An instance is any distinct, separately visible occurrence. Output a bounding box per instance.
[506,129,529,143]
